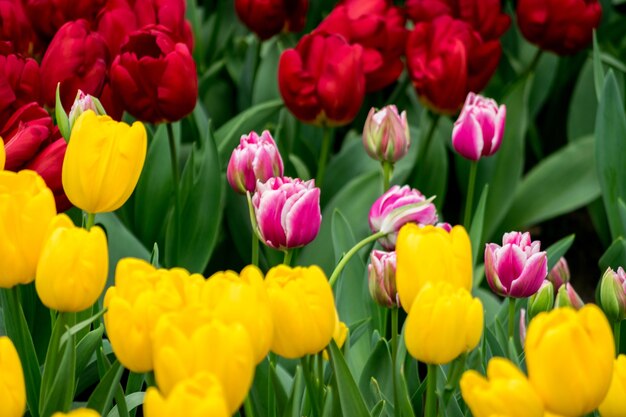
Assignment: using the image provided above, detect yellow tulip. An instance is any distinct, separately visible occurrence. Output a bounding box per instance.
[265,265,336,359]
[404,281,483,364]
[599,355,626,417]
[323,311,349,360]
[0,139,5,170]
[152,308,254,413]
[202,265,273,364]
[0,170,56,288]
[460,357,544,417]
[62,110,147,213]
[396,224,472,312]
[0,336,26,417]
[526,305,614,417]
[103,258,204,372]
[36,214,108,312]
[51,409,101,417]
[143,373,229,417]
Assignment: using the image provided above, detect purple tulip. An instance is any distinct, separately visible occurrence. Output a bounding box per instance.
[252,177,321,250]
[368,250,399,308]
[484,231,548,298]
[369,185,438,250]
[227,130,284,194]
[362,105,410,163]
[452,92,506,161]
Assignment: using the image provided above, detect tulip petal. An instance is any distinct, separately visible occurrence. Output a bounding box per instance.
[494,244,526,291]
[509,251,547,297]
[285,188,321,248]
[452,114,483,161]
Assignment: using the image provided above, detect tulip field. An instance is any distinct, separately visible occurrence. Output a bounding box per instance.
[2,0,626,416]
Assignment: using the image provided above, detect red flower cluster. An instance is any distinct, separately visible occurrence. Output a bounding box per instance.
[235,0,309,40]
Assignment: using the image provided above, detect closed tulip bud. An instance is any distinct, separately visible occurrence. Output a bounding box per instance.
[547,257,570,290]
[143,373,229,417]
[62,110,147,214]
[368,250,399,308]
[265,265,336,359]
[0,53,41,116]
[0,336,26,417]
[252,177,321,250]
[68,90,107,132]
[36,214,108,312]
[52,409,101,417]
[396,223,472,312]
[599,355,626,417]
[235,0,308,40]
[110,26,197,123]
[203,266,273,364]
[554,282,584,310]
[599,267,626,323]
[227,130,284,194]
[526,305,614,416]
[362,106,410,164]
[369,185,438,250]
[405,282,483,364]
[485,231,548,298]
[452,92,506,161]
[0,170,56,288]
[95,0,139,56]
[460,357,544,417]
[527,280,555,319]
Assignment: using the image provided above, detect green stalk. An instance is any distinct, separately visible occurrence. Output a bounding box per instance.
[463,161,478,228]
[328,231,387,287]
[425,364,438,417]
[283,250,293,267]
[166,123,181,264]
[246,191,259,267]
[391,307,400,417]
[508,297,516,341]
[244,396,255,417]
[84,212,96,231]
[301,356,321,417]
[382,161,394,192]
[316,127,332,188]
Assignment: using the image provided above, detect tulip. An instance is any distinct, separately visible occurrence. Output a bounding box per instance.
[36,214,108,312]
[235,0,308,40]
[278,32,365,126]
[21,0,106,39]
[110,26,197,123]
[25,138,70,211]
[3,120,51,171]
[362,106,410,164]
[226,130,284,194]
[202,266,274,364]
[599,355,626,417]
[526,305,614,416]
[152,309,254,413]
[368,250,399,308]
[554,282,584,310]
[599,267,626,323]
[62,110,147,213]
[68,90,107,132]
[405,16,502,113]
[95,0,139,56]
[484,231,548,298]
[252,177,321,250]
[517,0,602,55]
[527,280,555,319]
[396,223,472,312]
[131,0,194,51]
[40,20,109,111]
[547,257,570,290]
[0,1,38,55]
[369,185,438,250]
[264,265,336,358]
[452,92,506,161]
[143,373,229,417]
[51,409,101,417]
[460,357,544,417]
[0,53,41,119]
[0,336,26,417]
[404,281,483,364]
[0,170,56,288]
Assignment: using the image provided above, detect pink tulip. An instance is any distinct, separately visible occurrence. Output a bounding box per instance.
[452,92,506,161]
[227,130,284,194]
[547,256,570,290]
[252,177,321,250]
[362,105,410,164]
[369,185,438,250]
[555,282,584,310]
[484,231,547,298]
[368,250,398,308]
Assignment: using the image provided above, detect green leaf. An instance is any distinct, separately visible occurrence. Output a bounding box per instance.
[76,325,105,379]
[284,366,305,417]
[87,360,124,415]
[474,288,501,326]
[60,309,106,346]
[593,31,604,102]
[107,392,145,417]
[599,238,626,271]
[568,61,597,141]
[469,185,489,267]
[328,340,372,417]
[40,330,76,417]
[358,339,393,409]
[252,39,281,105]
[55,82,70,141]
[545,234,576,271]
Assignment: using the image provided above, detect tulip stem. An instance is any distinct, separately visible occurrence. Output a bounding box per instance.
[425,364,438,417]
[391,307,400,417]
[246,191,259,267]
[463,161,478,228]
[84,212,96,231]
[329,231,387,287]
[382,161,394,192]
[615,321,622,354]
[167,123,181,264]
[508,297,516,341]
[316,127,332,189]
[283,250,293,266]
[244,396,255,417]
[301,356,322,417]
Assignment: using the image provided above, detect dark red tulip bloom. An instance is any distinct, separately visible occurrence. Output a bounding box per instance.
[235,0,308,40]
[130,0,193,50]
[316,0,408,92]
[25,137,70,211]
[0,0,39,55]
[517,0,602,55]
[21,0,106,40]
[96,0,138,56]
[109,26,198,123]
[40,20,109,111]
[0,52,41,124]
[278,33,365,126]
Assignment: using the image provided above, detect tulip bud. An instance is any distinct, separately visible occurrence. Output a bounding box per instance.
[362,106,410,164]
[599,355,626,417]
[369,185,438,250]
[484,231,548,298]
[226,130,284,194]
[519,308,527,346]
[368,250,399,308]
[52,409,101,417]
[599,267,626,323]
[252,177,321,250]
[452,92,506,161]
[68,90,107,132]
[0,336,26,417]
[555,282,584,310]
[527,280,555,319]
[547,257,570,290]
[235,0,308,40]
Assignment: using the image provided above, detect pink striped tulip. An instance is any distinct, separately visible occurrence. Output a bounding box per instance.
[362,105,410,163]
[227,131,284,194]
[484,231,547,298]
[368,250,398,308]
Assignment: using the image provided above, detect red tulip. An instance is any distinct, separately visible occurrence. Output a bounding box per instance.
[25,137,69,211]
[405,16,501,113]
[40,20,109,111]
[278,33,365,126]
[235,0,309,40]
[0,0,39,55]
[131,0,193,51]
[517,0,602,55]
[109,26,197,123]
[316,0,407,92]
[21,0,106,40]
[0,52,41,122]
[96,0,139,56]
